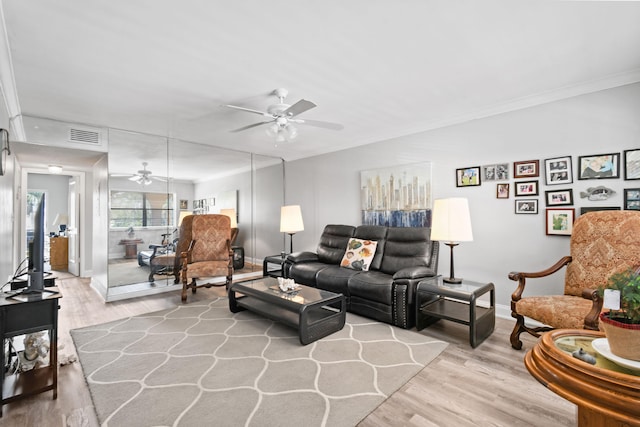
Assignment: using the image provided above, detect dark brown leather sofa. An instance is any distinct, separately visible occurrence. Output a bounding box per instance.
[284,224,439,329]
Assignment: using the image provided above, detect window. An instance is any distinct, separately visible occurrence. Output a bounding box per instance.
[110,191,175,228]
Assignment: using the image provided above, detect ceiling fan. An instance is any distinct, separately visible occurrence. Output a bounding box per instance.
[112,162,166,185]
[222,88,343,143]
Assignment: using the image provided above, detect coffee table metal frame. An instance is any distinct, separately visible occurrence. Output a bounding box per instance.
[415,275,495,348]
[229,278,346,345]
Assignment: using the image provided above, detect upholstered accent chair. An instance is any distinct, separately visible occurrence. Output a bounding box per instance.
[509,210,640,350]
[180,214,233,302]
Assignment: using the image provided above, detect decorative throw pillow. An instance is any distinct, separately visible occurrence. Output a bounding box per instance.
[340,238,378,271]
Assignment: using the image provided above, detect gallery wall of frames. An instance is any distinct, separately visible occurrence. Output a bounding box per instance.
[455,149,640,236]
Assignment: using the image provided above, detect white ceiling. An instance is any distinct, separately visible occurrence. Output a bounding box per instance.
[3,0,640,169]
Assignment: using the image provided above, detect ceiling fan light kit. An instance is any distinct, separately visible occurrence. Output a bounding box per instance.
[223,88,343,142]
[113,161,166,185]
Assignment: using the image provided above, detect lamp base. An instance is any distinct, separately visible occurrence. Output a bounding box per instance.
[443,277,463,284]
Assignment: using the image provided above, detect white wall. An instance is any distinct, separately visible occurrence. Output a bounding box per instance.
[0,121,15,284]
[91,155,109,297]
[27,173,70,235]
[285,83,640,313]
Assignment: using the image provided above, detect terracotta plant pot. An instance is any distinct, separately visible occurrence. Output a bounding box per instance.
[599,312,640,361]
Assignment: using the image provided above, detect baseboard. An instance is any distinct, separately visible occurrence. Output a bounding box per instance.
[90,277,108,300]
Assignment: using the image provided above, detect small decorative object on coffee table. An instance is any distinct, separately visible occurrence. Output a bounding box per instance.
[229,277,346,345]
[415,275,495,348]
[276,277,299,292]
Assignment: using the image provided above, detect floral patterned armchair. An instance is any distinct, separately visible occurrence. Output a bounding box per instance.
[509,210,640,349]
[180,214,233,302]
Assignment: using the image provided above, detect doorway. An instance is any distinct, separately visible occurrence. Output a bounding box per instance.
[21,168,85,278]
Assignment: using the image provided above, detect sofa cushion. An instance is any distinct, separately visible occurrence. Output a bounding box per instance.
[316,225,356,264]
[315,266,360,296]
[380,227,435,275]
[353,225,388,270]
[288,262,328,287]
[340,238,378,271]
[347,270,394,305]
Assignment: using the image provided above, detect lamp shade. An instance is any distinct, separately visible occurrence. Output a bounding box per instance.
[430,198,473,242]
[178,211,191,226]
[280,205,304,234]
[220,208,238,228]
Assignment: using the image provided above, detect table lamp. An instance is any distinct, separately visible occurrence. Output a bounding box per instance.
[430,198,473,284]
[280,205,304,253]
[220,208,238,228]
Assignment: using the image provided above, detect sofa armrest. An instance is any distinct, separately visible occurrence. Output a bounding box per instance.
[392,266,437,281]
[286,251,319,264]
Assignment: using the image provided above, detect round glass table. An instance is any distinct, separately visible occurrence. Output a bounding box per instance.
[525,329,640,426]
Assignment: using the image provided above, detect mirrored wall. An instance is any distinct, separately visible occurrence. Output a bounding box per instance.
[106,129,284,300]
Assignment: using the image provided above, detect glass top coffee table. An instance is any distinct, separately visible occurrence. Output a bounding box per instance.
[228,277,346,345]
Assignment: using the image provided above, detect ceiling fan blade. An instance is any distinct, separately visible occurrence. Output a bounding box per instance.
[129,175,141,182]
[231,121,272,133]
[296,119,344,131]
[283,99,316,117]
[222,104,271,117]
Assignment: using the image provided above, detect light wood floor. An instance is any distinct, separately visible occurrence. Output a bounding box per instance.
[1,275,576,426]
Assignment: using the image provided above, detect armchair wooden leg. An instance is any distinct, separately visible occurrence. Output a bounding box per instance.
[181,274,188,303]
[510,315,526,350]
[510,313,554,350]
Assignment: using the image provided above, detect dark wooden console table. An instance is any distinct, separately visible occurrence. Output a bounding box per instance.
[0,289,61,417]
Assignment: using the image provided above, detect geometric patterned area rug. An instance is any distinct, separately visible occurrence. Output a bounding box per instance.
[71,298,448,427]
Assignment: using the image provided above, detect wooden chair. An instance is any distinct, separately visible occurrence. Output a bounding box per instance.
[509,210,640,349]
[180,214,233,302]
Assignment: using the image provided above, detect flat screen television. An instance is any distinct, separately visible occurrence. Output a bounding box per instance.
[17,193,54,296]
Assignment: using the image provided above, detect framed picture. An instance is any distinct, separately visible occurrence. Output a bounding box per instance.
[577,153,620,180]
[515,199,538,214]
[624,188,640,210]
[496,183,509,199]
[546,208,575,236]
[179,199,188,210]
[624,149,640,180]
[544,156,573,185]
[513,160,539,178]
[580,206,621,215]
[483,165,496,181]
[545,189,573,207]
[456,166,481,187]
[483,163,509,181]
[514,180,538,197]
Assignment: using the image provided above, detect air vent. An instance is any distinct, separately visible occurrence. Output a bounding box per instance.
[69,127,100,144]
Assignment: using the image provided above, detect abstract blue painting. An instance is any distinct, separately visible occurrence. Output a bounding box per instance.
[361,162,432,227]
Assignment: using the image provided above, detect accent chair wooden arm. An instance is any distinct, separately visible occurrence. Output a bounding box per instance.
[508,256,572,302]
[180,240,196,270]
[582,288,603,330]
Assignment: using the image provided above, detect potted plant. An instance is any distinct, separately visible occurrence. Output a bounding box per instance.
[598,268,640,361]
